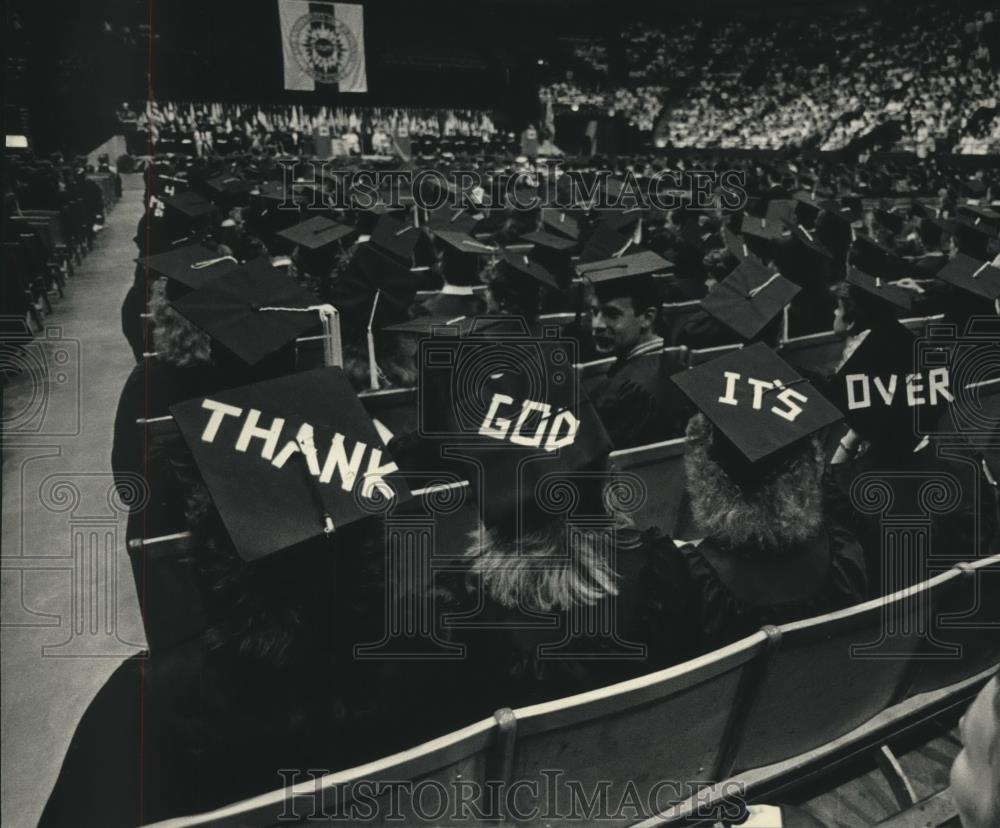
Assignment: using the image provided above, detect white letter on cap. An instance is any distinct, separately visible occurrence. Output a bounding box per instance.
[718,372,741,406]
[200,399,243,443]
[771,386,808,422]
[748,378,775,410]
[874,375,898,406]
[319,434,367,491]
[479,393,515,440]
[235,409,285,460]
[906,373,926,407]
[361,449,398,500]
[928,368,953,404]
[544,409,579,451]
[510,400,551,447]
[846,374,871,410]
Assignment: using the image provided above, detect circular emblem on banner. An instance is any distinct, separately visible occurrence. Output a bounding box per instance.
[289,12,358,84]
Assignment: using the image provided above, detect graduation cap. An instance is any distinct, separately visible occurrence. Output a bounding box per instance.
[370,214,433,267]
[207,173,254,198]
[137,242,241,296]
[162,190,216,220]
[672,343,841,486]
[382,315,468,336]
[540,208,581,241]
[934,254,1000,303]
[499,248,560,290]
[701,259,800,342]
[826,321,942,451]
[874,208,904,235]
[327,243,418,338]
[170,257,326,365]
[845,267,916,314]
[170,367,409,561]
[576,250,673,284]
[850,233,914,281]
[787,224,834,262]
[793,191,823,225]
[739,214,788,244]
[425,204,481,235]
[454,356,612,531]
[520,230,577,278]
[278,215,356,253]
[577,223,634,264]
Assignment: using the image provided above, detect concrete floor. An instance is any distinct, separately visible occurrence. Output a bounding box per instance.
[2,178,147,828]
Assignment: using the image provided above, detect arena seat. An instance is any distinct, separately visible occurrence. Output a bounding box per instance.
[609,437,688,536]
[686,343,743,367]
[359,385,420,436]
[575,354,617,395]
[907,554,1000,696]
[777,330,844,373]
[490,631,771,826]
[727,568,962,773]
[144,715,502,827]
[659,300,701,346]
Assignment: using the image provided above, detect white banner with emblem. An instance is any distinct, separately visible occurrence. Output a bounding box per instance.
[278,0,368,93]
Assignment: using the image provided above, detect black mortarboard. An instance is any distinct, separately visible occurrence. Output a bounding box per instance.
[500,248,561,290]
[740,214,789,243]
[432,228,498,285]
[382,315,468,335]
[540,208,581,241]
[137,243,240,292]
[425,205,480,235]
[170,257,323,365]
[455,354,611,531]
[850,232,913,280]
[934,253,1000,303]
[327,243,418,333]
[576,250,673,283]
[672,343,841,483]
[278,216,356,252]
[787,224,834,261]
[953,210,1000,259]
[874,208,904,235]
[370,214,433,266]
[162,191,215,220]
[577,223,634,264]
[845,267,916,314]
[701,259,800,341]
[826,321,942,451]
[171,367,409,561]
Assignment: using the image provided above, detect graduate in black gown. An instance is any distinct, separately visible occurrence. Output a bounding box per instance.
[434,356,699,714]
[43,369,407,826]
[672,344,868,652]
[581,251,685,448]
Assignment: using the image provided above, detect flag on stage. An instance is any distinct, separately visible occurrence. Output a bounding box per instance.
[278,0,367,93]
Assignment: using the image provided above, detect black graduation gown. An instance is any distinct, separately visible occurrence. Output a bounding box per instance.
[827,439,998,595]
[445,528,701,714]
[680,527,868,653]
[591,352,688,449]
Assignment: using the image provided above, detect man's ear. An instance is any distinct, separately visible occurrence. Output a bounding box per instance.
[641,306,657,331]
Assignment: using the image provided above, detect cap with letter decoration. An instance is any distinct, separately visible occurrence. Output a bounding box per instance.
[137,242,241,293]
[169,257,326,365]
[845,267,917,314]
[701,259,801,341]
[826,320,943,452]
[170,366,410,561]
[452,357,612,532]
[672,343,842,484]
[277,215,356,253]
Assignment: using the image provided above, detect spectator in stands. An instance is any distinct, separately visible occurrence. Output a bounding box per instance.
[951,673,1000,828]
[673,347,867,652]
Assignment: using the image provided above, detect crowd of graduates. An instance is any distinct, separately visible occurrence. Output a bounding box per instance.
[29,141,1000,826]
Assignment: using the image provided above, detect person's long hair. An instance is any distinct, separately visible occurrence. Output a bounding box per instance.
[684,413,826,549]
[149,280,213,367]
[465,465,634,612]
